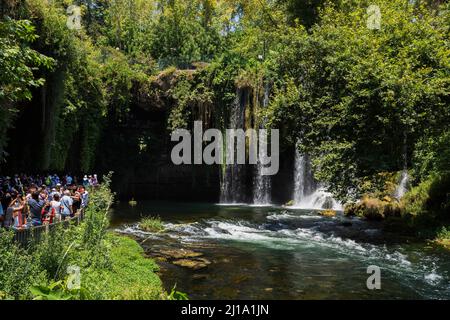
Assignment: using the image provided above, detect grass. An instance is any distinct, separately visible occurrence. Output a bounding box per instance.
[81,234,164,299]
[139,216,164,232]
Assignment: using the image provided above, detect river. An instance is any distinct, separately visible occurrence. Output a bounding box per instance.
[111,201,450,299]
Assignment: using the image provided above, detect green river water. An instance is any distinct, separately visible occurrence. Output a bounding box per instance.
[111,201,450,300]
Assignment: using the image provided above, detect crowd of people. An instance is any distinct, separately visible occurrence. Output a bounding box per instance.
[0,174,99,230]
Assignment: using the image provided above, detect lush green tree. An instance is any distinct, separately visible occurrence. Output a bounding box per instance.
[148,0,226,68]
[0,17,54,163]
[1,0,448,212]
[265,0,450,201]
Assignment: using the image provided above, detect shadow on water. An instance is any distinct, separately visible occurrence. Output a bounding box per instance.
[111,201,450,300]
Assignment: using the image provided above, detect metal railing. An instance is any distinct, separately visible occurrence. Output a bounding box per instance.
[12,209,85,246]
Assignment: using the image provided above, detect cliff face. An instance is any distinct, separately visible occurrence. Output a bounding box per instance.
[97,68,295,203]
[3,65,295,204]
[94,101,221,201]
[94,66,221,201]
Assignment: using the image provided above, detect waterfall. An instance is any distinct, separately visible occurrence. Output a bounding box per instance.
[394,131,409,199]
[394,169,409,199]
[292,147,342,210]
[220,89,246,204]
[252,84,271,206]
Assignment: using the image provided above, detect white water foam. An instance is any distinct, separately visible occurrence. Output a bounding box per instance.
[115,224,161,239]
[291,188,343,211]
[266,211,323,221]
[292,150,342,210]
[216,202,249,206]
[424,272,443,285]
[116,218,448,297]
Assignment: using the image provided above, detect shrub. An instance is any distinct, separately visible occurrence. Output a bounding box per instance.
[434,226,450,249]
[80,173,114,268]
[0,230,46,299]
[33,223,78,281]
[344,196,401,220]
[401,174,450,225]
[318,209,336,217]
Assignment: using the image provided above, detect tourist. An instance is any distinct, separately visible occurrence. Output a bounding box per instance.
[92,174,99,187]
[82,175,89,188]
[50,193,63,223]
[3,204,14,228]
[66,174,73,186]
[45,175,52,187]
[1,192,12,228]
[79,186,89,210]
[71,190,80,213]
[20,194,29,227]
[0,173,94,228]
[11,195,26,229]
[53,174,60,187]
[40,186,48,201]
[61,190,73,220]
[28,191,45,226]
[0,197,4,227]
[49,184,61,201]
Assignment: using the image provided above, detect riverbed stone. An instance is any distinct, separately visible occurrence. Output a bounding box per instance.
[172,257,211,270]
[155,248,204,259]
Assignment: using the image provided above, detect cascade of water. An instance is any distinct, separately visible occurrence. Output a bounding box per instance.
[252,84,271,205]
[394,131,409,199]
[220,89,246,204]
[292,147,342,210]
[394,170,409,199]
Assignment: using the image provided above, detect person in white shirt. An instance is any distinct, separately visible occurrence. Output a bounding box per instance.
[50,193,63,222]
